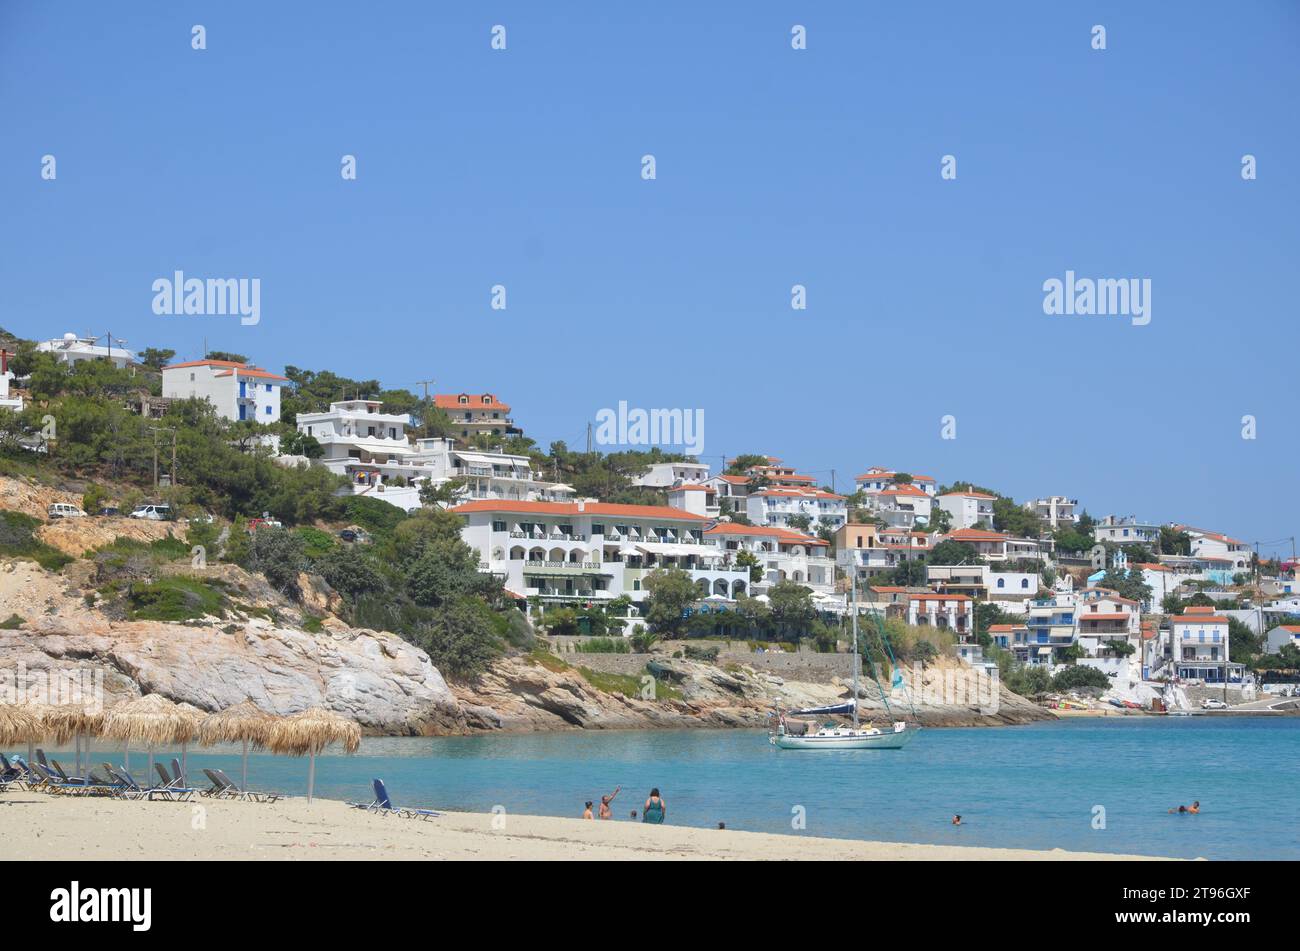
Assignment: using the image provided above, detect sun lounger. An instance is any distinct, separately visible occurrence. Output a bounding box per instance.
[105,764,186,802]
[200,767,281,803]
[152,763,198,801]
[213,768,281,803]
[350,778,438,820]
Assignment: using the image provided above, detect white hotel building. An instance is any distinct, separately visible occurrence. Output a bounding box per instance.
[296,401,573,511]
[454,499,749,611]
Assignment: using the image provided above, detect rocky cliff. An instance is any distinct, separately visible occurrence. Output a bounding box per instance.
[1,557,1051,735]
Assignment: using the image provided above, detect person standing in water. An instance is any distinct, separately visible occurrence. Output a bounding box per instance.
[583,801,594,820]
[598,785,621,819]
[643,788,666,824]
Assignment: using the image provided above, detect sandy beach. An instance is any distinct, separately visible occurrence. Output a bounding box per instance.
[0,791,1177,861]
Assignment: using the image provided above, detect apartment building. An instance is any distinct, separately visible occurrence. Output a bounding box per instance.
[409,436,574,503]
[433,393,514,440]
[454,499,746,617]
[1094,515,1160,547]
[876,483,934,529]
[0,349,20,411]
[162,358,287,423]
[704,523,836,598]
[1177,526,1253,571]
[296,399,424,510]
[633,460,710,488]
[1075,587,1142,677]
[946,528,1051,563]
[745,486,846,532]
[937,490,995,530]
[1167,606,1246,683]
[834,523,930,582]
[1025,496,1078,529]
[853,468,937,498]
[1025,591,1079,664]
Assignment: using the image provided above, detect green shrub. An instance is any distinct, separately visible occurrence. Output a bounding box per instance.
[1052,665,1112,691]
[295,526,337,560]
[576,637,630,654]
[684,644,720,662]
[0,614,24,630]
[0,510,73,571]
[126,577,227,621]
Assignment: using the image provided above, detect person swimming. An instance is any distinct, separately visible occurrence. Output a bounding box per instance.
[599,785,621,819]
[1169,801,1200,814]
[952,814,962,825]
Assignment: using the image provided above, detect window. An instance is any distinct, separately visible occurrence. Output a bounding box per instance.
[189,372,195,381]
[997,578,1005,588]
[1021,579,1029,588]
[264,406,271,415]
[491,520,506,532]
[458,395,468,404]
[265,383,272,392]
[591,524,604,535]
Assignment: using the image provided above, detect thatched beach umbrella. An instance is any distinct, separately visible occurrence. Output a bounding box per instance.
[266,707,360,804]
[43,704,105,778]
[14,702,63,766]
[198,700,274,793]
[0,703,42,749]
[103,695,195,781]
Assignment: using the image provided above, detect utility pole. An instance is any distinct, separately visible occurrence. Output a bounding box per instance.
[171,428,178,487]
[586,421,593,455]
[152,428,159,488]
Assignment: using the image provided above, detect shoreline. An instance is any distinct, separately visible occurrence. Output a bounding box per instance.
[1,791,1181,861]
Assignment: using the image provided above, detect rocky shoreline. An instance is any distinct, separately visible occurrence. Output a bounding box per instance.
[1,558,1053,736]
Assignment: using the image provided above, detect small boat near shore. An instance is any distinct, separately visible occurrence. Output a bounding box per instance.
[768,570,918,752]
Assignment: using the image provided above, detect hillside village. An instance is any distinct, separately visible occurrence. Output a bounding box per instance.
[2,328,1299,715]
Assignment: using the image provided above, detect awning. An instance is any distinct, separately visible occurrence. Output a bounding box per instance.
[636,542,702,558]
[455,451,504,467]
[1037,647,1052,655]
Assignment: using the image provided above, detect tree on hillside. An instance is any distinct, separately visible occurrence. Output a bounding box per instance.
[139,348,176,370]
[725,454,770,475]
[928,539,980,566]
[643,567,696,637]
[1159,526,1191,556]
[1097,567,1152,606]
[205,351,248,364]
[768,580,814,640]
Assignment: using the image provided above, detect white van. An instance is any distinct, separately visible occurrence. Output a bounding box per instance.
[47,503,86,519]
[129,504,173,521]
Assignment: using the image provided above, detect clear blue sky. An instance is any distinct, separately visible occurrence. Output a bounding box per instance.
[2,2,1297,555]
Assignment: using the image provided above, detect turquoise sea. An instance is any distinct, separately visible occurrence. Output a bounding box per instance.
[29,718,1299,860]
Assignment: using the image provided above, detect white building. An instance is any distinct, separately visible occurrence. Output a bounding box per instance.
[746,486,846,533]
[834,523,931,582]
[926,563,1039,607]
[454,499,744,625]
[1264,624,1300,654]
[0,348,21,411]
[633,460,710,488]
[665,483,719,518]
[1025,496,1078,529]
[705,523,837,601]
[1167,607,1245,684]
[36,332,135,369]
[162,359,286,424]
[407,436,574,504]
[937,490,995,530]
[874,484,934,529]
[1094,515,1160,547]
[1025,591,1079,664]
[946,528,1051,563]
[297,399,423,510]
[433,392,515,440]
[1075,587,1141,678]
[906,592,972,637]
[853,468,937,499]
[1177,526,1252,572]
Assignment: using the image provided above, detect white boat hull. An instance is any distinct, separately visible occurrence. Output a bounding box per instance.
[770,722,916,750]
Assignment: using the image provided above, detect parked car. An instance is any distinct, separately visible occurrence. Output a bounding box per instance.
[338,529,358,543]
[187,513,215,525]
[1201,698,1228,710]
[129,504,173,521]
[47,503,86,519]
[95,506,121,517]
[247,517,283,532]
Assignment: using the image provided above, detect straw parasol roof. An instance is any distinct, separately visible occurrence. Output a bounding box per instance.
[198,700,275,747]
[0,704,42,747]
[42,703,106,744]
[266,707,360,756]
[103,694,199,747]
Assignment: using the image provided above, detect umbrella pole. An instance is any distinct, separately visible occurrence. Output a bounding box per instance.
[124,742,130,775]
[241,738,248,793]
[307,750,316,804]
[148,747,154,782]
[181,739,187,785]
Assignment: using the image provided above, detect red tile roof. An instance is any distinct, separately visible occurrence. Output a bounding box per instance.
[704,524,828,547]
[940,490,997,500]
[949,528,1007,542]
[451,500,707,520]
[162,359,288,381]
[434,393,511,413]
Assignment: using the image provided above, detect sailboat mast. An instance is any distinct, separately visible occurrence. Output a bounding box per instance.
[851,567,859,729]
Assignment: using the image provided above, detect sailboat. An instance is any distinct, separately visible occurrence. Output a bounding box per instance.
[769,569,918,750]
